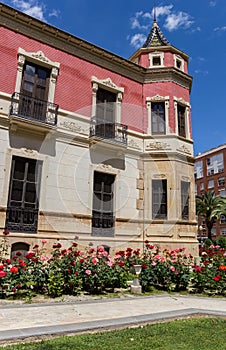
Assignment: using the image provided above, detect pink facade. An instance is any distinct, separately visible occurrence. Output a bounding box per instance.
[0,25,191,135]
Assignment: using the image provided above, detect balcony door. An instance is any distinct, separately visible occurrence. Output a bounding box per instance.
[96,88,116,138]
[5,156,42,233]
[19,62,50,121]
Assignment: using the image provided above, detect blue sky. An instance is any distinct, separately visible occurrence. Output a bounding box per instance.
[2,0,226,155]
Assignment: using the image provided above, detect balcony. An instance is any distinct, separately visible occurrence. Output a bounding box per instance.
[90,118,127,145]
[10,92,58,126]
[92,212,115,237]
[5,206,39,233]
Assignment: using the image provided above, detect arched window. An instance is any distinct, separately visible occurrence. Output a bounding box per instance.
[11,242,30,259]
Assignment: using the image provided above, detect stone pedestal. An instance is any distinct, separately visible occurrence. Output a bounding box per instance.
[130,277,142,294]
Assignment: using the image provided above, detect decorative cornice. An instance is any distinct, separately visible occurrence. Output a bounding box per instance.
[59,120,86,134]
[146,94,169,102]
[177,144,192,155]
[146,141,171,151]
[18,48,60,68]
[91,76,124,93]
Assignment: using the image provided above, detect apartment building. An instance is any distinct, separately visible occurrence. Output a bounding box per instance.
[195,144,226,240]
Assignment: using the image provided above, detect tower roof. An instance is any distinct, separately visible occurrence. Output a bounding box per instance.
[142,20,170,48]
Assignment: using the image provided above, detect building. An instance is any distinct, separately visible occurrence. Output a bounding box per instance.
[195,144,226,240]
[0,3,198,257]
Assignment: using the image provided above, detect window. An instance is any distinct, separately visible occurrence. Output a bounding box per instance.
[194,160,203,179]
[177,104,186,138]
[176,59,182,69]
[152,180,167,219]
[221,228,226,236]
[218,177,225,186]
[12,48,60,125]
[91,76,126,143]
[149,52,164,67]
[200,182,204,191]
[151,102,166,134]
[174,54,184,71]
[181,181,190,220]
[206,153,224,175]
[208,179,214,188]
[5,156,42,233]
[95,88,116,139]
[211,228,216,236]
[153,56,161,66]
[219,189,226,197]
[220,215,226,224]
[11,242,30,259]
[92,172,115,237]
[18,62,50,121]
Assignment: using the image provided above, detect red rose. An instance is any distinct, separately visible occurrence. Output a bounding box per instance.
[3,229,10,236]
[0,271,7,278]
[10,267,18,274]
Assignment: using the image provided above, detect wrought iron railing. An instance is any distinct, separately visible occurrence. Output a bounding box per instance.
[91,212,115,237]
[10,92,58,126]
[5,207,39,233]
[90,118,127,144]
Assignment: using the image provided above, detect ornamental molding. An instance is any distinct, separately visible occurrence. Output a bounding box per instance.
[153,174,167,179]
[146,141,171,151]
[146,95,169,103]
[174,96,190,107]
[128,139,142,150]
[182,176,190,181]
[60,121,85,134]
[177,144,192,155]
[95,163,118,175]
[21,148,38,156]
[18,48,60,69]
[92,76,124,94]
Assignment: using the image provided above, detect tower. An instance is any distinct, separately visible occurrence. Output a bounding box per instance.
[129,12,197,253]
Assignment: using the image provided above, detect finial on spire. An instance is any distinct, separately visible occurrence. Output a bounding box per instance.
[153,0,157,22]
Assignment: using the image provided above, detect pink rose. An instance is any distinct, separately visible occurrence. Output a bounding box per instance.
[85,269,91,275]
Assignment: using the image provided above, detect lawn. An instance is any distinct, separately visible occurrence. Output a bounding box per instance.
[1,318,226,350]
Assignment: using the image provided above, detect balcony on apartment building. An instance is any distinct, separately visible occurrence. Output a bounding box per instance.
[9,92,58,132]
[89,117,128,145]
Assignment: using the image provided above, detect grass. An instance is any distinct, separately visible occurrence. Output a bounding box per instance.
[1,318,226,350]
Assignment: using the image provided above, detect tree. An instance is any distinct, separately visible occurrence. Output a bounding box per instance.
[196,191,226,241]
[211,197,226,219]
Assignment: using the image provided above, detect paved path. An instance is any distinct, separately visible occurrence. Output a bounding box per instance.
[0,294,226,344]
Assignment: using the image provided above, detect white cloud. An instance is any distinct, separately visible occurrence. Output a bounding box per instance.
[49,9,60,18]
[11,0,46,21]
[130,11,150,30]
[130,34,146,49]
[214,26,226,32]
[209,1,217,7]
[194,70,208,76]
[164,12,194,31]
[155,5,173,18]
[129,4,194,48]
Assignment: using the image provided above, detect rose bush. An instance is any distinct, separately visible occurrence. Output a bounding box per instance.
[1,232,226,298]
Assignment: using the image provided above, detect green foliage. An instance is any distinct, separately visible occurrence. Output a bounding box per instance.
[216,236,226,249]
[46,271,64,298]
[196,191,226,240]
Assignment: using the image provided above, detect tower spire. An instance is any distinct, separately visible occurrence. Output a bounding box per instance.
[142,0,170,48]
